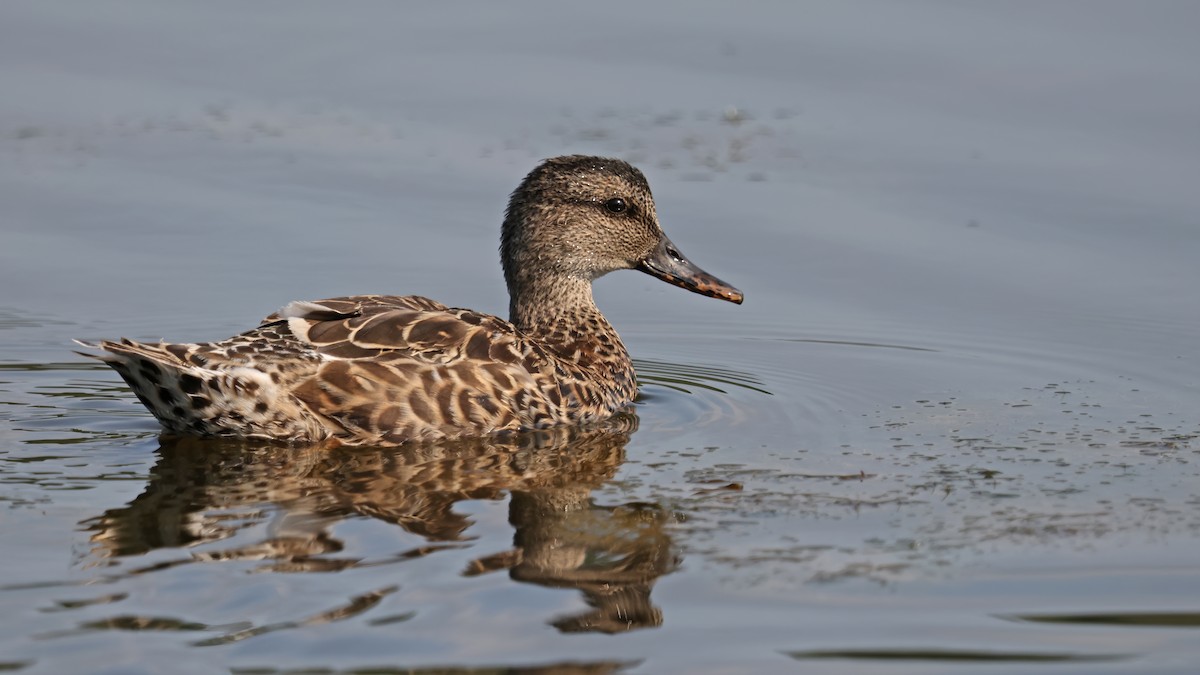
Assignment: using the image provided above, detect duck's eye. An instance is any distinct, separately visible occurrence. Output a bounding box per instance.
[603,197,627,214]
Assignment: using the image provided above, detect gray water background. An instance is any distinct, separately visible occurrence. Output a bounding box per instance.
[1,1,1198,673]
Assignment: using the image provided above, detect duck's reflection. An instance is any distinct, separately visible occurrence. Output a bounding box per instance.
[83,412,676,633]
[466,481,674,633]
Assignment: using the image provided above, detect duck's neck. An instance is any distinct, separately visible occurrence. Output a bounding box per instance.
[508,275,631,371]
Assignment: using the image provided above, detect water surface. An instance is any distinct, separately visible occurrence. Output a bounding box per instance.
[2,1,1199,673]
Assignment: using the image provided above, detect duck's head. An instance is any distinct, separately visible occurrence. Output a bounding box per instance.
[501,155,743,305]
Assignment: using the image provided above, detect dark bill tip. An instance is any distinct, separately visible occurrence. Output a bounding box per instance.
[637,236,743,305]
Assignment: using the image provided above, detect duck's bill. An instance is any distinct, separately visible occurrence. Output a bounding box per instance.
[637,236,744,304]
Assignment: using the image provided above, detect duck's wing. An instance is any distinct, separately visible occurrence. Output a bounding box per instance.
[261,294,453,323]
[271,295,565,443]
[270,295,541,367]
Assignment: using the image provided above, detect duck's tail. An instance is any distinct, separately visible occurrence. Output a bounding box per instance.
[74,338,327,442]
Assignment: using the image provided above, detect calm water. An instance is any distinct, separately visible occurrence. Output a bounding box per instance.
[3,1,1199,673]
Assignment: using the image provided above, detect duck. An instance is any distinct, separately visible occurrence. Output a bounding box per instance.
[78,155,743,445]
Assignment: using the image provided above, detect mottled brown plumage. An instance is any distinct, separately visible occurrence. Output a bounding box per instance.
[78,155,742,445]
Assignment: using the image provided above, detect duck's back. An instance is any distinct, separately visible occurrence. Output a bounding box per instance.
[86,295,635,444]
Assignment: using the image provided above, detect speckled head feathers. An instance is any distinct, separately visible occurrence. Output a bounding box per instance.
[501,155,664,296]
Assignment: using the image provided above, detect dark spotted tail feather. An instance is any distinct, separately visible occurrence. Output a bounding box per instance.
[73,338,328,442]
